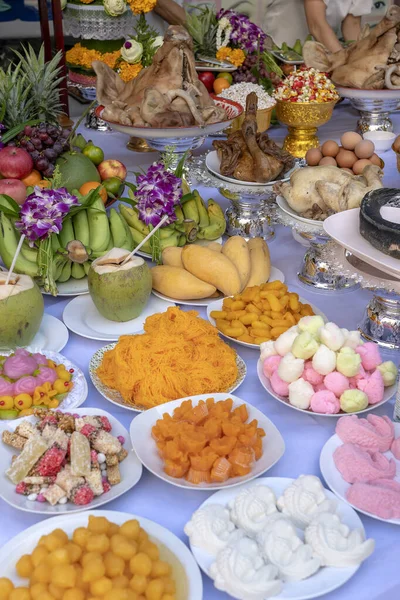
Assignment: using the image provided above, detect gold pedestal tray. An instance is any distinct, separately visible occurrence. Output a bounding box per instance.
[275,100,337,158]
[127,137,155,153]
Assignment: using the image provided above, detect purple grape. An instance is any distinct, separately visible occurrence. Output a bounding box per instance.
[26,142,35,152]
[30,150,40,161]
[43,148,57,160]
[24,125,33,136]
[35,157,49,171]
[32,138,42,149]
[42,164,55,177]
[53,142,63,155]
[43,137,54,147]
[20,139,27,147]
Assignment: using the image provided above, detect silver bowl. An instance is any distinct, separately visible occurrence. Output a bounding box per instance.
[336,87,400,133]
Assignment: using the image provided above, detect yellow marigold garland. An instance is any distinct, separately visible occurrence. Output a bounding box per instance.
[128,0,157,14]
[216,47,246,67]
[66,43,120,70]
[118,61,143,82]
[79,0,95,3]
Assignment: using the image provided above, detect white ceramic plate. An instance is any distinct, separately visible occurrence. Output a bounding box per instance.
[323,208,400,279]
[42,277,89,296]
[189,477,367,600]
[0,350,88,420]
[206,151,296,187]
[27,314,69,353]
[196,64,237,72]
[97,96,243,139]
[136,237,223,260]
[320,425,400,525]
[152,266,284,307]
[130,393,285,490]
[62,294,175,341]
[0,408,142,514]
[257,358,396,417]
[0,509,203,600]
[208,294,324,349]
[276,196,325,230]
[89,344,247,412]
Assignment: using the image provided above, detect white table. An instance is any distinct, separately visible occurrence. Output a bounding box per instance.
[2,101,400,600]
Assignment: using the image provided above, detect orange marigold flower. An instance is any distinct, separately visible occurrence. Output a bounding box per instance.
[229,49,246,67]
[128,0,157,14]
[79,0,95,3]
[66,43,120,70]
[216,47,232,62]
[118,61,143,82]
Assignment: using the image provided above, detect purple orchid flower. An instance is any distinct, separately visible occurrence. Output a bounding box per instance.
[136,162,182,227]
[217,9,266,52]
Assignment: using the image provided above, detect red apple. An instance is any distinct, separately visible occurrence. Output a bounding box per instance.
[198,71,215,93]
[0,147,33,179]
[0,178,27,205]
[98,159,127,182]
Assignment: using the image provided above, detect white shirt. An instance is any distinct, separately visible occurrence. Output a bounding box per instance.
[324,0,374,32]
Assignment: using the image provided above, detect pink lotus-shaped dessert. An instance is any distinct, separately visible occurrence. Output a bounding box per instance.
[0,376,14,396]
[13,376,39,396]
[336,414,394,453]
[36,366,57,386]
[334,443,396,483]
[2,351,38,379]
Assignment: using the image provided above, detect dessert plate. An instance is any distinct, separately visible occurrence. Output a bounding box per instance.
[208,293,324,350]
[320,425,400,525]
[276,196,325,230]
[0,408,142,514]
[137,237,223,261]
[130,393,285,490]
[153,266,284,308]
[42,277,89,296]
[62,294,175,341]
[206,151,296,187]
[27,314,69,353]
[0,509,203,600]
[257,358,396,417]
[0,350,88,420]
[89,345,247,412]
[323,208,400,279]
[189,476,368,600]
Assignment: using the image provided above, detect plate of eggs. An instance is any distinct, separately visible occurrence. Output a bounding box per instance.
[305,131,383,175]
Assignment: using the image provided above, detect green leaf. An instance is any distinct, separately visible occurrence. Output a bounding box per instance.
[0,194,20,216]
[1,119,41,144]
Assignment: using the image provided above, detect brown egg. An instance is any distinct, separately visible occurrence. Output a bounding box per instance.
[336,149,357,169]
[352,158,372,175]
[341,131,362,150]
[369,153,382,166]
[354,140,375,159]
[319,156,337,166]
[306,148,323,166]
[321,140,339,157]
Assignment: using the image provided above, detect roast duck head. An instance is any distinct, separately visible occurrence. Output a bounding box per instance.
[303,5,400,89]
[93,25,227,128]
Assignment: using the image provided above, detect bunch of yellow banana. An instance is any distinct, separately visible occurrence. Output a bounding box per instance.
[118,191,226,253]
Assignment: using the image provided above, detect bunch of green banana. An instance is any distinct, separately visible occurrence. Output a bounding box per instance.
[119,205,181,254]
[0,213,39,278]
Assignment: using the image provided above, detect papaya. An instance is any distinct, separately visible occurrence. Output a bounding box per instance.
[151,265,216,300]
[247,237,271,287]
[181,245,241,297]
[222,236,251,291]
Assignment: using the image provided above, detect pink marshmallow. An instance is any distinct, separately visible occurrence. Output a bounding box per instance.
[357,369,384,405]
[335,414,394,453]
[263,355,282,379]
[270,370,289,397]
[355,342,382,371]
[303,361,324,386]
[310,390,340,414]
[314,382,327,392]
[333,443,396,483]
[348,365,367,389]
[391,437,400,460]
[346,479,400,520]
[324,372,350,397]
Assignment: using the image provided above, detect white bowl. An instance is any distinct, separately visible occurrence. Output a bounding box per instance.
[363,130,396,153]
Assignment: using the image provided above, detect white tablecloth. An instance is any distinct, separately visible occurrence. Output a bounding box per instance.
[2,102,400,600]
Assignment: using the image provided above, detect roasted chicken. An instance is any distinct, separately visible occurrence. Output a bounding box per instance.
[275,165,384,220]
[213,92,295,183]
[303,6,400,89]
[93,26,227,128]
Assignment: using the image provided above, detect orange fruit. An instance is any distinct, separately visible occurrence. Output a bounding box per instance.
[79,181,107,203]
[37,179,51,189]
[22,169,42,186]
[213,78,230,94]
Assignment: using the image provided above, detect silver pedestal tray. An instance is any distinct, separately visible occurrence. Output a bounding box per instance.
[336,87,400,133]
[95,98,243,170]
[324,243,400,349]
[274,204,358,291]
[189,155,301,240]
[86,104,112,132]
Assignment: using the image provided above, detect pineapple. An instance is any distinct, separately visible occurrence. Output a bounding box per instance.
[0,44,64,130]
[185,5,218,57]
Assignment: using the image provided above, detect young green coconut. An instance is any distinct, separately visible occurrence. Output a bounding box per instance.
[0,272,44,349]
[88,248,152,322]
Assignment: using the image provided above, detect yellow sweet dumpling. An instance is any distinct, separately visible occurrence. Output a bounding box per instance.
[1,515,178,600]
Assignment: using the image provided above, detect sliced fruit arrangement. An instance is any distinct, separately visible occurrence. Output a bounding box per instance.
[0,349,74,420]
[152,236,271,301]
